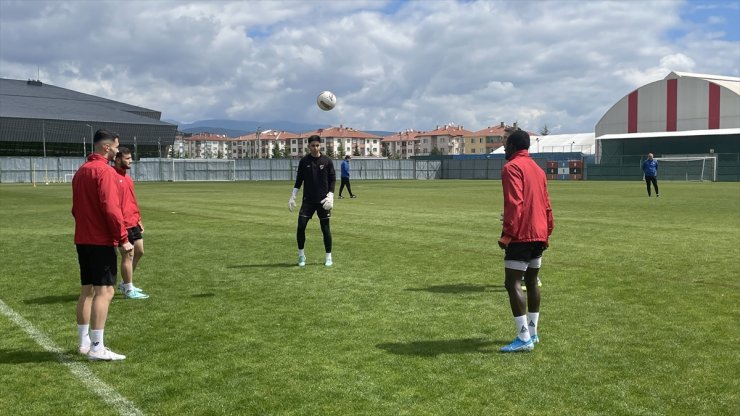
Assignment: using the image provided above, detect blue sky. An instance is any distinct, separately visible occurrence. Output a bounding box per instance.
[1,0,738,134]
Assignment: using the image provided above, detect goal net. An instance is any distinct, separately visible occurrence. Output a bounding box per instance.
[652,156,717,182]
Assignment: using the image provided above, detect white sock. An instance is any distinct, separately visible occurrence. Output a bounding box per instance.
[326,252,332,261]
[298,249,305,257]
[123,283,134,292]
[527,312,539,337]
[89,329,104,351]
[77,324,90,346]
[514,315,530,341]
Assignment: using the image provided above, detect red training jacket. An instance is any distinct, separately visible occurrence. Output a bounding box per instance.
[500,149,554,243]
[114,166,141,228]
[71,153,128,246]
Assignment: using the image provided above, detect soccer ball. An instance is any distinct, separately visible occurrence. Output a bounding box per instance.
[317,91,337,111]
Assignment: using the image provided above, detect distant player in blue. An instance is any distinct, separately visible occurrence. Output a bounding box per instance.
[338,155,356,199]
[642,153,659,197]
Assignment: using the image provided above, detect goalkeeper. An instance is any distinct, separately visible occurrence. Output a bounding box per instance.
[288,135,336,267]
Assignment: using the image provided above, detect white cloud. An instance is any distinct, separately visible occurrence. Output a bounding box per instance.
[1,0,738,134]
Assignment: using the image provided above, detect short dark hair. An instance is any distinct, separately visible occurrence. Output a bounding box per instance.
[115,147,132,160]
[507,129,530,151]
[344,155,351,160]
[93,129,116,143]
[308,135,321,143]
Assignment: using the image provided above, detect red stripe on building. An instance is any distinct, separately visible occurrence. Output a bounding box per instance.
[666,79,677,131]
[708,83,720,129]
[628,91,638,133]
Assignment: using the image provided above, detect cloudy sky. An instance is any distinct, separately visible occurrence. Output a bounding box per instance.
[1,0,738,134]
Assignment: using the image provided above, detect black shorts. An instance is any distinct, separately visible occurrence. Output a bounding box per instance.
[299,202,331,220]
[504,242,547,262]
[126,225,143,243]
[76,244,117,286]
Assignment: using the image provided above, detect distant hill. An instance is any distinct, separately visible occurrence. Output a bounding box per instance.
[167,118,392,138]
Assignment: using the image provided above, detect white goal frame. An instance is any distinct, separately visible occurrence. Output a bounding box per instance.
[652,156,717,182]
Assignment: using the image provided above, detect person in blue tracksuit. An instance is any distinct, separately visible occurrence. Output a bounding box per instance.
[339,155,356,199]
[642,153,659,197]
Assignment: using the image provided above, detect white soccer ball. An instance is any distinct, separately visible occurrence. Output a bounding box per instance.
[317,91,337,111]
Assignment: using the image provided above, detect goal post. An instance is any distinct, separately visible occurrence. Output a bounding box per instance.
[651,156,717,182]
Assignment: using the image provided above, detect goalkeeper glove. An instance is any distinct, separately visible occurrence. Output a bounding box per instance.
[288,188,298,212]
[321,192,334,210]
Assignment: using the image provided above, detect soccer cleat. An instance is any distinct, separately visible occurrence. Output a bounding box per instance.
[124,289,149,299]
[500,337,534,352]
[350,195,357,198]
[79,344,90,355]
[118,282,141,293]
[298,255,306,267]
[531,334,540,344]
[339,195,345,199]
[88,347,126,361]
[325,259,333,267]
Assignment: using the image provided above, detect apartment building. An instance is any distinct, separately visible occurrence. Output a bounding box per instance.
[179,133,231,159]
[301,125,383,158]
[381,130,421,159]
[230,130,300,158]
[414,124,473,156]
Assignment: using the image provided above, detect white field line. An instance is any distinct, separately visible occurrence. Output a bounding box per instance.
[0,299,144,416]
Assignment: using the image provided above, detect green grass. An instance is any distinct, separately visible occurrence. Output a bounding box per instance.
[1,180,739,415]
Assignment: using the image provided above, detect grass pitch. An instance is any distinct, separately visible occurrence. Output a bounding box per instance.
[1,180,739,415]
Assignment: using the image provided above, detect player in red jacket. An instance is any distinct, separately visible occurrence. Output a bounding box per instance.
[114,146,149,299]
[498,128,554,352]
[72,129,133,361]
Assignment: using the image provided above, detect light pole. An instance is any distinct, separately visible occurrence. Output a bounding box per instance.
[85,124,93,156]
[536,137,540,153]
[256,127,262,159]
[570,141,575,153]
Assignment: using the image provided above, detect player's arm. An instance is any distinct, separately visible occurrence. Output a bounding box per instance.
[499,166,524,248]
[98,171,131,249]
[327,159,336,194]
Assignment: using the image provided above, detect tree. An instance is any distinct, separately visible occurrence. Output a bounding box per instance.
[430,146,440,156]
[272,146,281,159]
[353,144,361,156]
[338,143,345,157]
[381,142,389,157]
[217,149,224,159]
[326,146,335,159]
[540,125,550,136]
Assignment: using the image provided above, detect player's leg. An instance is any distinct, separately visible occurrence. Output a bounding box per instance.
[645,177,652,196]
[524,259,542,343]
[75,245,95,354]
[85,246,125,361]
[339,178,346,198]
[118,245,133,286]
[318,207,332,266]
[76,285,94,354]
[652,177,659,196]
[132,237,144,272]
[297,204,315,266]
[501,243,534,352]
[347,179,355,198]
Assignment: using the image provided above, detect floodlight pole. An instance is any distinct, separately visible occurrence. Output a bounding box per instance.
[42,120,46,158]
[85,124,93,156]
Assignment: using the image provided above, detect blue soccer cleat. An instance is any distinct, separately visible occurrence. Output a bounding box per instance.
[500,337,534,352]
[298,255,306,267]
[531,334,540,344]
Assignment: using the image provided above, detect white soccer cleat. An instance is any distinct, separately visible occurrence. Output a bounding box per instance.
[78,344,90,355]
[87,347,126,361]
[298,255,306,267]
